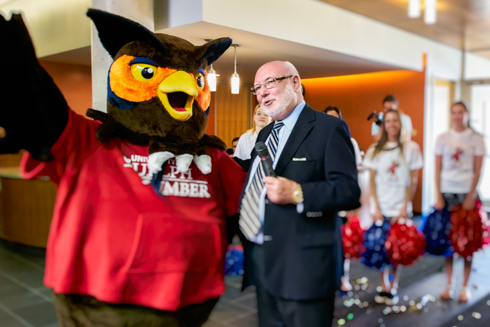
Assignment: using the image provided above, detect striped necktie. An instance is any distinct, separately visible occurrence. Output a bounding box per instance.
[239,121,284,240]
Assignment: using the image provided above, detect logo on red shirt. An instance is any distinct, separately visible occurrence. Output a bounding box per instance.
[123,155,211,198]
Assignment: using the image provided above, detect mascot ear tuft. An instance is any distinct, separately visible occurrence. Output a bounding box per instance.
[197,38,232,65]
[87,9,170,58]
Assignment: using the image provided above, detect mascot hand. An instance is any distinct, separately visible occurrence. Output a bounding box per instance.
[0,13,68,161]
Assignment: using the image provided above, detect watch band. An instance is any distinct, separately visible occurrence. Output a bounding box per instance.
[293,183,304,204]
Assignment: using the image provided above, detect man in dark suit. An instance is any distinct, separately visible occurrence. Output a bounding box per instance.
[238,61,360,327]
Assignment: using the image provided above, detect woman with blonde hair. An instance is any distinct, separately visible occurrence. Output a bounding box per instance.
[363,109,423,305]
[234,104,271,160]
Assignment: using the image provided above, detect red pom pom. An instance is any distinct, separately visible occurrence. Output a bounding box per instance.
[386,219,426,267]
[341,216,365,259]
[449,201,489,259]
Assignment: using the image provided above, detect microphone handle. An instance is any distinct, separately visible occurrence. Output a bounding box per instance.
[260,156,276,177]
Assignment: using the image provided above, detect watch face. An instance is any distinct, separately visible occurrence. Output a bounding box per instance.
[293,188,304,204]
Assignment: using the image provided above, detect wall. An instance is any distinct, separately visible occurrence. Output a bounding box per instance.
[212,84,252,148]
[302,69,425,212]
[40,61,92,116]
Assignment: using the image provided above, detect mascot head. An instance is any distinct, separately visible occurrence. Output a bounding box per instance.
[86,9,231,154]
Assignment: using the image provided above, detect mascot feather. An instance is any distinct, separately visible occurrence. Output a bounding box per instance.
[0,9,245,326]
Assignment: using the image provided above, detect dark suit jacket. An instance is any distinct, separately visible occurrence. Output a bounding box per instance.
[240,104,361,301]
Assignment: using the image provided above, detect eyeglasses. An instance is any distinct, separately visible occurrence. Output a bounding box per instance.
[250,75,293,95]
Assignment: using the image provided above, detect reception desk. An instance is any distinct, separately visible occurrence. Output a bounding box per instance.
[0,167,56,248]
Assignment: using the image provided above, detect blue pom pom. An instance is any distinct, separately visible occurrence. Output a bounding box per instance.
[361,219,391,269]
[422,208,452,256]
[224,245,244,276]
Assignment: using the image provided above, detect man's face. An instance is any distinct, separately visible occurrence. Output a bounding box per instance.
[232,141,238,152]
[383,101,396,112]
[254,63,298,120]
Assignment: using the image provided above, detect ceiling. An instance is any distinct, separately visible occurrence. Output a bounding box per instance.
[41,22,403,85]
[319,0,490,59]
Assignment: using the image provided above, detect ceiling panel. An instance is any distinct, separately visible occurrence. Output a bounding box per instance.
[42,22,403,84]
[319,0,490,52]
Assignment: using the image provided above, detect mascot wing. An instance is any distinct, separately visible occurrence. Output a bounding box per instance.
[0,13,68,161]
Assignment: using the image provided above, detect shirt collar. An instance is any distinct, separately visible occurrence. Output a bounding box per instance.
[276,100,305,132]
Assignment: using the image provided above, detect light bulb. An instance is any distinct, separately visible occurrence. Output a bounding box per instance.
[231,73,240,94]
[424,0,437,24]
[207,65,218,92]
[408,0,420,18]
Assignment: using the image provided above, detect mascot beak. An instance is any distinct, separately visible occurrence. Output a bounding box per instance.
[158,71,197,121]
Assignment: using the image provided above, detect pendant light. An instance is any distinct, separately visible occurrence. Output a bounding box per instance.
[207,64,218,92]
[408,0,420,18]
[231,44,240,94]
[424,0,437,24]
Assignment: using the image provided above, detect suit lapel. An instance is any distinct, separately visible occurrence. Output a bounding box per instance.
[274,105,315,176]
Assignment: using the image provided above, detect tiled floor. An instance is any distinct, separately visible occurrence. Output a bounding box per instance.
[0,241,57,327]
[1,237,490,327]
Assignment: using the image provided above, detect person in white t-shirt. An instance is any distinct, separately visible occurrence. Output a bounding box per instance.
[363,109,423,305]
[372,95,413,143]
[234,105,271,160]
[434,101,485,303]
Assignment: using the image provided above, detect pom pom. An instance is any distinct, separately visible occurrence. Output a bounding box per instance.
[361,219,391,269]
[422,208,452,256]
[386,218,426,267]
[341,216,366,259]
[224,245,244,276]
[449,201,489,259]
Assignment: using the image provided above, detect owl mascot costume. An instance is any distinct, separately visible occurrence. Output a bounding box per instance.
[0,9,246,326]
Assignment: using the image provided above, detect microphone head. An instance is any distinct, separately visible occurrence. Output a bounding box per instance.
[255,142,269,157]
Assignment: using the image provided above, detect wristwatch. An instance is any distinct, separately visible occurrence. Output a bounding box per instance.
[292,183,304,204]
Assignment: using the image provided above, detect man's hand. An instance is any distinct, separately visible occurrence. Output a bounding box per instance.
[263,176,297,205]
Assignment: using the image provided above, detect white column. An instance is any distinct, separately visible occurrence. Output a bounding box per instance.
[90,0,155,111]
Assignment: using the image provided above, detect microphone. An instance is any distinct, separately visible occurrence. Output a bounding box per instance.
[255,142,276,177]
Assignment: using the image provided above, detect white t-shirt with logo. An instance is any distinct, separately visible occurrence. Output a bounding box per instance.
[435,128,485,194]
[363,141,423,217]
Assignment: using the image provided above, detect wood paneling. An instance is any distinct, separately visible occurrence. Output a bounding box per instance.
[303,68,425,212]
[320,0,490,54]
[0,152,23,168]
[0,177,56,248]
[214,84,252,148]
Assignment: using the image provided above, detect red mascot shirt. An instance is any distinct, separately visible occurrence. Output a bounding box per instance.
[20,110,246,311]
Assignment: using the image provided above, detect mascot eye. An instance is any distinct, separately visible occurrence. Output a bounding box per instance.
[196,73,205,89]
[131,64,156,81]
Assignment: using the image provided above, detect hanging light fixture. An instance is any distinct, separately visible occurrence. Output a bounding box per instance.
[424,0,437,24]
[207,64,218,92]
[408,0,420,18]
[231,44,240,94]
